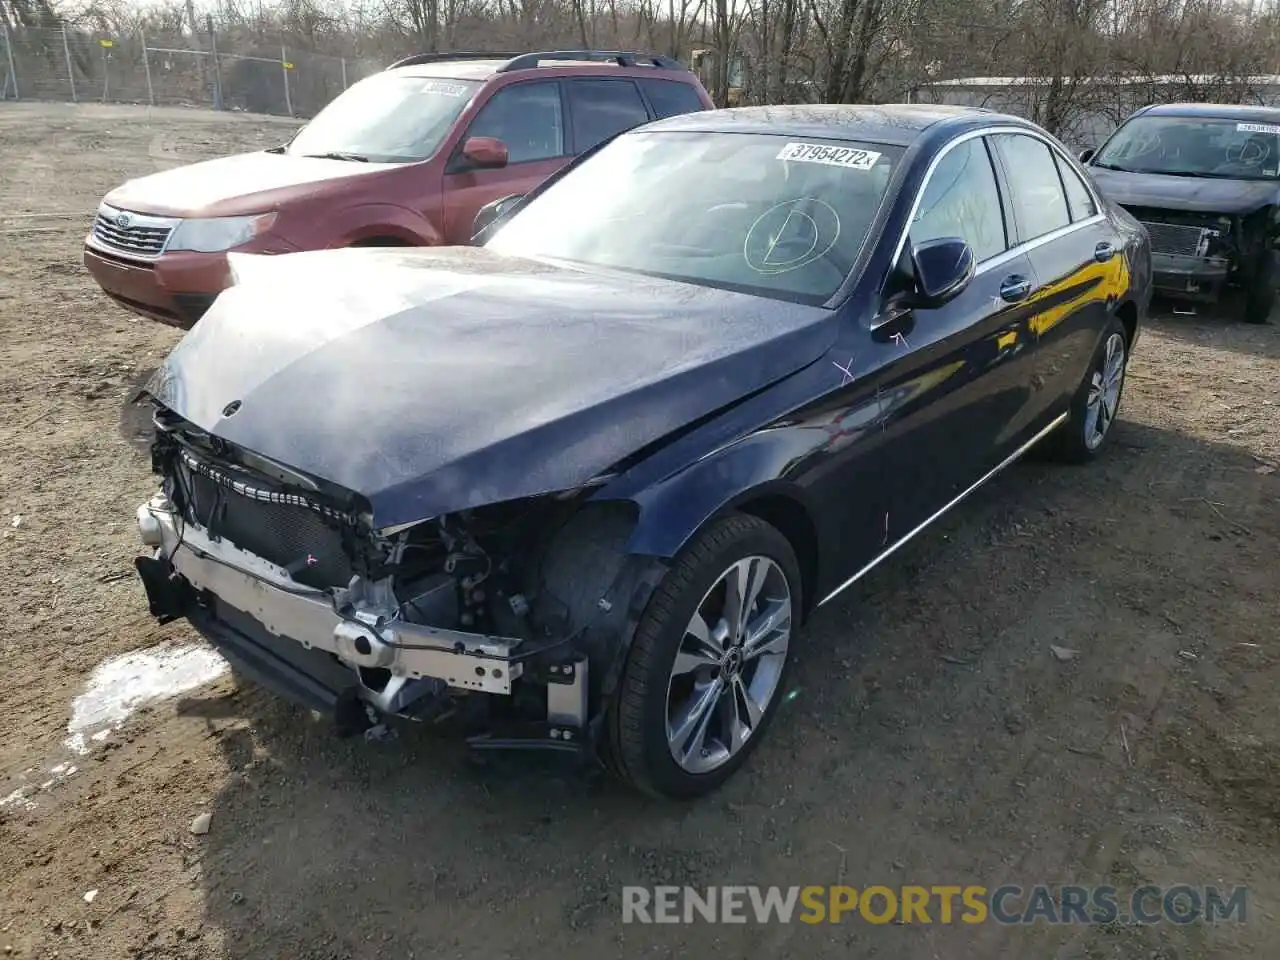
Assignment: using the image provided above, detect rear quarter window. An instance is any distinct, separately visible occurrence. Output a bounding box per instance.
[639,78,708,119]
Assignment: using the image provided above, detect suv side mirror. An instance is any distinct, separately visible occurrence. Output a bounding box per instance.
[471,193,525,245]
[908,237,974,309]
[461,136,509,170]
[1078,147,1096,164]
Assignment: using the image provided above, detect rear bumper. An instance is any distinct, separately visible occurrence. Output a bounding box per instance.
[83,243,226,328]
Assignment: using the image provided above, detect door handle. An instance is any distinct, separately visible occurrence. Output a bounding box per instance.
[999,275,1032,302]
[1094,241,1116,262]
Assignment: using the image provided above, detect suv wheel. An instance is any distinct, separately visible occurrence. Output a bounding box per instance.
[1243,250,1278,325]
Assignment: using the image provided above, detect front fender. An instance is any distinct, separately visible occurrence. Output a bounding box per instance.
[325,204,443,247]
[591,356,835,562]
[606,428,827,562]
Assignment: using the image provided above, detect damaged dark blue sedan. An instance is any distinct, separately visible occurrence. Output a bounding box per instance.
[133,104,1151,799]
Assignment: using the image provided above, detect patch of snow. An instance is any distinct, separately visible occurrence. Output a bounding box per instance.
[0,787,35,811]
[64,642,229,754]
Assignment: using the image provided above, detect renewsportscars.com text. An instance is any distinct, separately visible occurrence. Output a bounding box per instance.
[621,884,1248,925]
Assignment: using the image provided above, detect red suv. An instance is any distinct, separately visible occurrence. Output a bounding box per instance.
[83,49,714,327]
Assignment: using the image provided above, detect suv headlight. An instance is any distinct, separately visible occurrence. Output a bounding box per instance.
[167,213,277,253]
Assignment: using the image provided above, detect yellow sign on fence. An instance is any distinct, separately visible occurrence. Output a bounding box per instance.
[283,61,295,70]
[99,39,114,48]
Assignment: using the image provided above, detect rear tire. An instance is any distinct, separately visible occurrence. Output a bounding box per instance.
[608,514,801,800]
[1046,315,1129,463]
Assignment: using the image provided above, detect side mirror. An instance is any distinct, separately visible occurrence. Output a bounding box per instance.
[1078,147,1096,164]
[471,193,525,245]
[461,136,509,170]
[908,237,974,309]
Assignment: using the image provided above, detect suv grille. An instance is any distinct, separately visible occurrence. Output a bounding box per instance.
[91,204,178,260]
[175,450,355,590]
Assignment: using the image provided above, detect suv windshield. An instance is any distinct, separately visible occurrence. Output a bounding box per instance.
[1094,115,1280,181]
[285,74,481,163]
[486,130,902,304]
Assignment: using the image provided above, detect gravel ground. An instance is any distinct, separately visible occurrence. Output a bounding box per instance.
[1,102,1278,959]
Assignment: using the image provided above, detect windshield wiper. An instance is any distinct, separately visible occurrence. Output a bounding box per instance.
[301,151,370,162]
[1097,165,1211,177]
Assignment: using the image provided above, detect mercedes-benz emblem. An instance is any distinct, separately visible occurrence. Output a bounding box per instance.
[222,400,242,417]
[116,212,131,228]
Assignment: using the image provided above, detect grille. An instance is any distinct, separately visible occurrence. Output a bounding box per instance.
[90,205,178,260]
[1138,220,1209,258]
[175,451,355,590]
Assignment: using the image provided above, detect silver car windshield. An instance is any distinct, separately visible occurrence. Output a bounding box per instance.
[487,130,902,304]
[1094,115,1280,181]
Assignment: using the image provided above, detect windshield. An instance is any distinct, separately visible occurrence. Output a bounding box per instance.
[486,130,902,304]
[1094,115,1280,181]
[285,74,481,163]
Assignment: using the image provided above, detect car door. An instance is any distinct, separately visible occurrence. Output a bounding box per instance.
[871,134,1044,539]
[991,132,1129,419]
[563,78,653,154]
[439,80,571,243]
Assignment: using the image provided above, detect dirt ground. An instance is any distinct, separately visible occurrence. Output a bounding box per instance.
[1,102,1278,959]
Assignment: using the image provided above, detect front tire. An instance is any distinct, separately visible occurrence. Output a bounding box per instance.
[608,514,801,799]
[1242,250,1278,325]
[1047,315,1129,463]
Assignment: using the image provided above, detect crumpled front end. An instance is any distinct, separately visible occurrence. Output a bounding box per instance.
[134,408,663,752]
[1119,204,1273,303]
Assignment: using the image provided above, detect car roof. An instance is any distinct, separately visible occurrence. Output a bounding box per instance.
[1138,102,1280,122]
[641,103,1034,146]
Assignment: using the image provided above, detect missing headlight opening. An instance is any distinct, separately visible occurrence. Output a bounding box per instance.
[136,406,650,754]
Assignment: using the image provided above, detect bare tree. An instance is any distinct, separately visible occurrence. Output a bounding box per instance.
[14,0,1279,131]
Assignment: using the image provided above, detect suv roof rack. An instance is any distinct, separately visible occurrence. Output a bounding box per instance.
[386,51,523,70]
[497,50,686,72]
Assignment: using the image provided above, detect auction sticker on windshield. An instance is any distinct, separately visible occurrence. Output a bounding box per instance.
[420,80,469,97]
[777,142,882,170]
[1237,122,1280,135]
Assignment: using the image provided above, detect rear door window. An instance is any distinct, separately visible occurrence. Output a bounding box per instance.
[464,81,565,164]
[1054,152,1099,221]
[991,133,1072,242]
[566,79,651,154]
[638,78,707,119]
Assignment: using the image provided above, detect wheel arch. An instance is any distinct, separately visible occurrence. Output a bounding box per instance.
[1114,298,1139,346]
[733,492,821,622]
[614,472,826,625]
[349,235,414,247]
[330,204,442,247]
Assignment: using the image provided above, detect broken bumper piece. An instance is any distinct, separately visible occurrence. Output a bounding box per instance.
[133,495,588,744]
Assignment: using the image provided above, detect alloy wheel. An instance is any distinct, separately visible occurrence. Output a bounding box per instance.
[665,555,793,774]
[1084,331,1126,450]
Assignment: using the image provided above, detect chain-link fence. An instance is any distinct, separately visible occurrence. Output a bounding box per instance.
[0,22,384,117]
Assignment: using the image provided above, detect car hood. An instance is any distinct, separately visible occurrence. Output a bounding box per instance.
[143,246,837,530]
[104,151,394,218]
[1088,166,1280,215]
